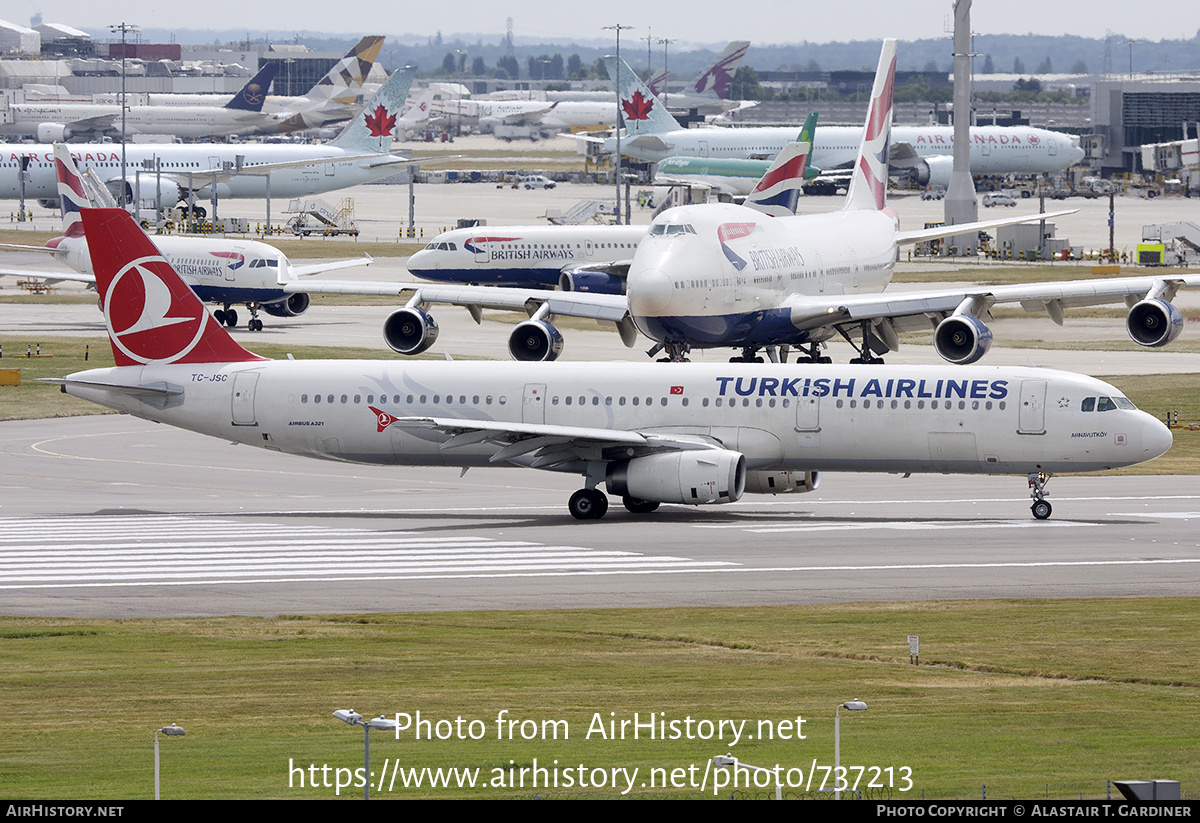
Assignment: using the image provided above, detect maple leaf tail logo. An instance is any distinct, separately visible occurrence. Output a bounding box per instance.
[622,89,655,122]
[364,104,397,138]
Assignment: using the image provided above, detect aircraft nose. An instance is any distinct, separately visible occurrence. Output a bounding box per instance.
[628,267,674,316]
[1142,414,1173,461]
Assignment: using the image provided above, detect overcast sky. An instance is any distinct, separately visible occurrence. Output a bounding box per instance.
[22,1,1200,47]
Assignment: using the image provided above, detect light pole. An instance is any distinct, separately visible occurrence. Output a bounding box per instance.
[657,37,675,108]
[333,710,398,800]
[604,24,634,224]
[153,723,185,800]
[109,22,138,209]
[834,699,867,799]
[712,753,782,799]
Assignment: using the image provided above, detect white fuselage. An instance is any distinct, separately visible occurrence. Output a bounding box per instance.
[627,203,898,347]
[1,102,278,140]
[614,125,1084,175]
[408,225,647,289]
[47,235,291,305]
[62,359,1170,479]
[0,143,403,202]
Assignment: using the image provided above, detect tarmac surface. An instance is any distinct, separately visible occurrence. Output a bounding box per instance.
[3,155,1200,618]
[1,414,1198,618]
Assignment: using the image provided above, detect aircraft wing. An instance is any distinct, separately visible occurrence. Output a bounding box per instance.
[782,272,1200,350]
[284,255,373,279]
[0,268,96,286]
[388,415,720,469]
[285,280,638,345]
[896,208,1079,245]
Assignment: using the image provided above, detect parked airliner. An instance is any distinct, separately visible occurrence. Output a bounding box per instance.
[0,66,417,213]
[0,146,370,330]
[56,207,1172,520]
[6,63,281,143]
[600,55,1084,184]
[143,36,386,132]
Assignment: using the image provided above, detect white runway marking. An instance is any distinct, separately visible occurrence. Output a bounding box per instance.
[0,515,735,590]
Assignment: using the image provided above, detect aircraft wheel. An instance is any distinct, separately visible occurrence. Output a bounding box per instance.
[1031,500,1052,520]
[622,496,660,514]
[214,310,226,325]
[225,310,238,328]
[249,319,263,331]
[569,489,609,521]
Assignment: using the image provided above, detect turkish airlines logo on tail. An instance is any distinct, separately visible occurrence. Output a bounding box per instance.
[103,255,208,365]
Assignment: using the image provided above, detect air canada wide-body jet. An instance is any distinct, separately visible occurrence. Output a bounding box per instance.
[0,66,418,213]
[53,207,1171,521]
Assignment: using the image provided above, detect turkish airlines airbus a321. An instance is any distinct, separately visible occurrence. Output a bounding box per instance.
[52,208,1170,520]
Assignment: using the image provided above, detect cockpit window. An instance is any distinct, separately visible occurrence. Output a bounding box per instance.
[649,223,697,236]
[1084,395,1138,412]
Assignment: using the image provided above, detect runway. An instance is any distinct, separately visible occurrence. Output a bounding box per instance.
[2,415,1197,617]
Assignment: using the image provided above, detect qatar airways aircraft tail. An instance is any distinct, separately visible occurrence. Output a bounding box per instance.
[843,38,896,213]
[692,40,751,99]
[647,41,750,101]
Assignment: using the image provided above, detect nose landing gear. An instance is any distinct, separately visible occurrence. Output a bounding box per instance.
[1028,472,1052,520]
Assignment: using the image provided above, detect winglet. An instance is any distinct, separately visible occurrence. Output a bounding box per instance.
[843,39,897,212]
[81,208,267,367]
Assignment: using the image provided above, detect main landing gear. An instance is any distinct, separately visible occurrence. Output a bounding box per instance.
[1028,472,1053,520]
[656,341,691,363]
[567,489,661,520]
[213,303,265,331]
[841,321,887,365]
[568,488,608,520]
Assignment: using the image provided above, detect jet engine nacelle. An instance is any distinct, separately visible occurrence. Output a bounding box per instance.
[606,449,747,505]
[261,293,310,318]
[558,270,626,294]
[1126,298,1183,347]
[126,178,183,211]
[934,315,994,365]
[383,306,439,355]
[508,319,564,361]
[915,155,954,188]
[37,122,75,143]
[744,470,821,495]
[36,198,57,210]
